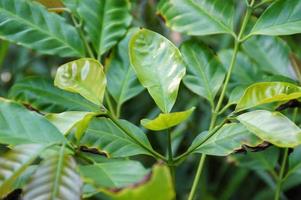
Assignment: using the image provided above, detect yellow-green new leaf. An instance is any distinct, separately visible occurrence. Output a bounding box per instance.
[54,58,107,106]
[46,111,99,140]
[141,107,195,131]
[237,110,301,148]
[23,147,82,200]
[105,164,175,200]
[250,0,301,36]
[236,82,301,112]
[129,29,186,113]
[0,144,45,198]
[157,0,235,36]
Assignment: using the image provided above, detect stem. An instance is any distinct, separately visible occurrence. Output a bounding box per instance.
[188,154,206,200]
[107,113,167,161]
[187,4,254,200]
[274,148,289,200]
[105,93,117,118]
[254,0,274,9]
[167,128,176,187]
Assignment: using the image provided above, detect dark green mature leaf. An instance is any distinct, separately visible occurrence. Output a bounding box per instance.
[283,146,301,181]
[237,110,301,148]
[23,147,82,200]
[79,160,149,188]
[106,28,143,108]
[157,0,235,36]
[105,164,175,200]
[251,0,301,36]
[236,82,301,112]
[80,117,153,158]
[0,0,85,57]
[181,41,225,106]
[129,29,186,113]
[0,144,45,198]
[190,123,262,156]
[55,58,107,106]
[77,0,132,57]
[242,36,294,79]
[9,77,99,113]
[0,98,64,145]
[141,107,195,131]
[46,111,98,140]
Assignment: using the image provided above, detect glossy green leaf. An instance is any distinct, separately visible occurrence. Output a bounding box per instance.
[236,82,301,112]
[54,58,107,106]
[237,110,301,148]
[80,117,153,158]
[46,111,99,140]
[0,98,65,145]
[242,36,294,79]
[157,0,235,36]
[0,144,45,198]
[23,147,82,200]
[129,29,186,113]
[106,28,144,108]
[141,107,195,131]
[105,164,175,200]
[79,160,148,188]
[181,41,225,105]
[0,0,85,57]
[77,0,132,56]
[190,123,262,156]
[251,0,301,36]
[285,146,301,181]
[9,77,99,113]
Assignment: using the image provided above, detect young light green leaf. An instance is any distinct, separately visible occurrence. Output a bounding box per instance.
[190,123,262,156]
[0,144,45,198]
[80,117,153,158]
[141,107,195,131]
[129,29,186,113]
[236,82,301,112]
[46,111,99,140]
[77,0,132,57]
[251,0,301,36]
[23,148,82,200]
[106,28,144,109]
[0,0,85,57]
[9,77,99,113]
[157,0,235,36]
[105,164,175,200]
[0,98,65,145]
[237,110,301,148]
[54,58,107,106]
[242,36,294,79]
[181,41,225,106]
[79,160,149,188]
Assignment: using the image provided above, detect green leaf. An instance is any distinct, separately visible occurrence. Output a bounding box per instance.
[237,110,301,148]
[77,0,132,57]
[251,0,301,36]
[157,0,235,36]
[54,58,107,106]
[0,98,65,145]
[106,28,144,108]
[105,164,175,200]
[80,117,153,158]
[242,36,294,79]
[9,77,99,113]
[46,111,99,140]
[141,107,195,131]
[0,0,85,57]
[79,160,149,188]
[129,29,186,113]
[236,82,301,112]
[285,146,301,181]
[23,147,82,200]
[181,41,225,105]
[0,144,45,198]
[189,123,262,156]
